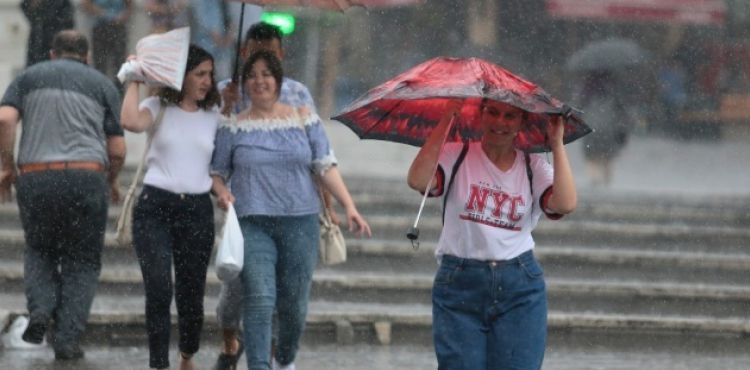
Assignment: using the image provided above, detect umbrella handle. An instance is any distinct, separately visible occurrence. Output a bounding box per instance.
[406,114,457,250]
[232,3,246,83]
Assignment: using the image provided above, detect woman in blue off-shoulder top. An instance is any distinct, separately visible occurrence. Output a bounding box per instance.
[210,50,371,370]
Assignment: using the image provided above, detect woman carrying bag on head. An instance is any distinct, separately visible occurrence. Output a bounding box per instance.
[407,99,578,370]
[210,50,371,370]
[120,45,222,370]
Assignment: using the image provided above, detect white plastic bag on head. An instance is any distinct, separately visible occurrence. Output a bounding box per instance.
[215,203,244,282]
[117,27,190,90]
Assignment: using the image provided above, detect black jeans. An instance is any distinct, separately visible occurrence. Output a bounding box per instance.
[16,170,108,348]
[132,185,214,369]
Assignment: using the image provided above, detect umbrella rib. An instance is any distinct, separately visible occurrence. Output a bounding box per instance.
[361,99,408,138]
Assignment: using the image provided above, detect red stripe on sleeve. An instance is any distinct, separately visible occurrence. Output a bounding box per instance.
[541,186,564,220]
[420,165,445,197]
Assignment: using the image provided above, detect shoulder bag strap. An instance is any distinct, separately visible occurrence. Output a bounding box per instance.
[129,102,166,189]
[442,142,470,225]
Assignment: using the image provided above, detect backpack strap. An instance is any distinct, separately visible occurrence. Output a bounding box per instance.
[524,152,534,212]
[442,142,470,225]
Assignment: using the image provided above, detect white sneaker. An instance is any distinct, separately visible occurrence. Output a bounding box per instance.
[272,358,296,370]
[1,316,47,349]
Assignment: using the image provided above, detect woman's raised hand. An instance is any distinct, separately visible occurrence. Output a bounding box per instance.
[547,115,566,150]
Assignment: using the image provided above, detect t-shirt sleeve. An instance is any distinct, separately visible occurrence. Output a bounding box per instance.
[139,96,160,122]
[210,122,234,181]
[530,153,564,220]
[428,142,466,197]
[305,114,337,176]
[101,81,124,136]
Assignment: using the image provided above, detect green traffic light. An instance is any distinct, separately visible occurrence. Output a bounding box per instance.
[261,12,296,35]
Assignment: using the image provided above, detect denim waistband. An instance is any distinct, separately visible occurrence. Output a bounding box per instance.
[142,185,210,200]
[440,250,535,268]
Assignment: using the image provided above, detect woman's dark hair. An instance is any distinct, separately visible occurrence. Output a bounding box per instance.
[241,50,284,98]
[157,45,221,109]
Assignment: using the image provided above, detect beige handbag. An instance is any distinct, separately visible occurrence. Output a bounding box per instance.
[317,186,346,265]
[115,102,165,247]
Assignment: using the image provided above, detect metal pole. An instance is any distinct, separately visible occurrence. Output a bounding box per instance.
[232,3,247,83]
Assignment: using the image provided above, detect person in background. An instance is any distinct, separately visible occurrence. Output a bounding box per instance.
[20,0,75,67]
[407,99,577,370]
[211,50,371,370]
[144,0,190,34]
[0,30,126,360]
[81,0,132,81]
[211,21,339,370]
[576,70,635,187]
[190,0,235,81]
[120,45,221,370]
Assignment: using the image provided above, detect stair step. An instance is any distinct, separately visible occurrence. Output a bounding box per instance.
[2,262,749,318]
[3,238,750,284]
[3,298,749,346]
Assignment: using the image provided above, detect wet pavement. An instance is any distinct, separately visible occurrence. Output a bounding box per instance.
[4,337,750,370]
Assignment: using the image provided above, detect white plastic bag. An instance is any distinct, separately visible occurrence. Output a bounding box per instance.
[215,203,244,281]
[117,27,190,90]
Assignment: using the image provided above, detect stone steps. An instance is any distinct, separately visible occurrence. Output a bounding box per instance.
[2,261,749,319]
[2,231,750,284]
[2,230,750,281]
[346,192,750,227]
[3,295,750,346]
[1,189,747,232]
[0,207,747,257]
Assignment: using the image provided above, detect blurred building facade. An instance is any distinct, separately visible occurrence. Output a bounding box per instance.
[1,0,748,138]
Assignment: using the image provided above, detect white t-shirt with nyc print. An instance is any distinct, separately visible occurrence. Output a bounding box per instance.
[432,142,561,261]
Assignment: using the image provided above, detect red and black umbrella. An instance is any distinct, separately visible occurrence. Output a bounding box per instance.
[332,56,592,153]
[333,57,592,245]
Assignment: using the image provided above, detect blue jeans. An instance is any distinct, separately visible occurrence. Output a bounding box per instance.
[432,250,547,370]
[240,214,319,370]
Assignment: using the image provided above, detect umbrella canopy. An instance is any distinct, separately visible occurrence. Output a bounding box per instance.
[228,0,422,11]
[566,38,652,72]
[332,57,592,153]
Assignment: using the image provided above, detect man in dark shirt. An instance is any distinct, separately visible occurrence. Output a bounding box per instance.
[20,0,75,66]
[0,30,126,360]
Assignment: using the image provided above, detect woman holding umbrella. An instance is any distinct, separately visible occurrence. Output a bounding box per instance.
[407,99,577,370]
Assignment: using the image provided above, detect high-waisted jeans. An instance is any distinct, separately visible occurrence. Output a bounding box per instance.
[239,214,319,370]
[432,250,547,370]
[132,185,215,369]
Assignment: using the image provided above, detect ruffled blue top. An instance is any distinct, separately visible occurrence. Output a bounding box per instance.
[210,112,337,217]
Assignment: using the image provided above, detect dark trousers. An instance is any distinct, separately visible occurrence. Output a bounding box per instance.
[132,185,215,369]
[16,170,108,347]
[91,20,126,80]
